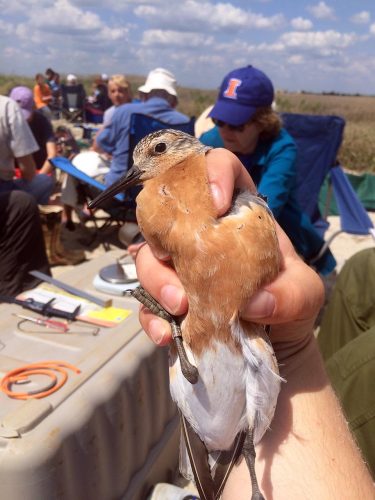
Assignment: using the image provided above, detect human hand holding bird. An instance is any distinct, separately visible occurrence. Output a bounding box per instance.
[136,148,324,350]
[89,133,323,499]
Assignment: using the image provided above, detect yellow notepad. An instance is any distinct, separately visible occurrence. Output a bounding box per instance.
[82,306,132,327]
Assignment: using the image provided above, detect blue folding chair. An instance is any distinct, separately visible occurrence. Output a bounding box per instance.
[128,113,196,169]
[51,156,126,205]
[281,113,374,260]
[50,156,137,250]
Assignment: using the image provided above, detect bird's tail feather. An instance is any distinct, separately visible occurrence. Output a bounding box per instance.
[179,411,246,499]
[210,430,246,498]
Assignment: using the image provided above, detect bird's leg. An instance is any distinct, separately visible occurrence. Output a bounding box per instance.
[242,428,265,500]
[131,286,199,384]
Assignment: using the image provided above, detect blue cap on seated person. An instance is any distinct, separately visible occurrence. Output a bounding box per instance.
[209,65,274,126]
[9,86,34,120]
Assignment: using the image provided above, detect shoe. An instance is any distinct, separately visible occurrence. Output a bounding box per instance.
[63,220,76,232]
[57,247,86,265]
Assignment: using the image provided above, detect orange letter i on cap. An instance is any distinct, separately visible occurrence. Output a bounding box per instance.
[223,78,242,99]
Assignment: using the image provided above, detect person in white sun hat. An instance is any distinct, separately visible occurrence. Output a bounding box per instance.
[138,67,178,102]
[96,67,190,187]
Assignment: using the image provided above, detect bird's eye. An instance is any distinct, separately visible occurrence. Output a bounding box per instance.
[154,142,167,154]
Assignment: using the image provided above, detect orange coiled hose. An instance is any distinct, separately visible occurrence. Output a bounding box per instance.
[0,361,81,399]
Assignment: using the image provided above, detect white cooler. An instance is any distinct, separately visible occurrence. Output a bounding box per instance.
[0,252,179,500]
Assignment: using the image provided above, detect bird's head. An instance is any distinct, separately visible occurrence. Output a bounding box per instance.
[89,129,210,209]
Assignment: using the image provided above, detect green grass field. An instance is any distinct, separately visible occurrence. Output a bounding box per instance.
[2,74,374,173]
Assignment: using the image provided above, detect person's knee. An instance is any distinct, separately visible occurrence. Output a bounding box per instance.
[30,174,55,204]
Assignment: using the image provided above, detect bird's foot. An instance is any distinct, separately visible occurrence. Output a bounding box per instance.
[242,428,265,500]
[131,286,199,384]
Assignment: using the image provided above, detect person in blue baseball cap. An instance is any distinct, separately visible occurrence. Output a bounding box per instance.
[209,65,275,127]
[200,65,336,278]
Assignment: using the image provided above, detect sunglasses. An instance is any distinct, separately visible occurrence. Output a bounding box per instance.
[212,118,247,132]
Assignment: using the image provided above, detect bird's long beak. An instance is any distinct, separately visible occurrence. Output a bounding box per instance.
[89,164,142,209]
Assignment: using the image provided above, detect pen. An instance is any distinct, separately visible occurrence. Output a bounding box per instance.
[13,314,69,333]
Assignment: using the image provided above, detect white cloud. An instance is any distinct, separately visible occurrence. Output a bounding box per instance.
[350,11,370,24]
[12,0,128,45]
[1,0,375,95]
[0,0,50,15]
[290,17,313,30]
[135,1,285,32]
[280,30,357,50]
[307,2,335,20]
[142,30,213,48]
[0,19,14,36]
[26,0,102,33]
[288,54,305,64]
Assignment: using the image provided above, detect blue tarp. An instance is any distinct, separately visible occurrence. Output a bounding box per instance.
[330,166,374,235]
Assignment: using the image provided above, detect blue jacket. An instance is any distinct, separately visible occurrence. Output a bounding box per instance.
[97,97,189,187]
[200,126,336,275]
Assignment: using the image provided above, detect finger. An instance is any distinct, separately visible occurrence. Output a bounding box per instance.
[241,223,324,335]
[127,241,146,260]
[206,148,256,215]
[135,244,188,316]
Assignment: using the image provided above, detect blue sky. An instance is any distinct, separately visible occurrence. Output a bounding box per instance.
[1,0,375,94]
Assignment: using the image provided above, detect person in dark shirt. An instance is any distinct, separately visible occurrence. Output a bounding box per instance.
[0,190,51,296]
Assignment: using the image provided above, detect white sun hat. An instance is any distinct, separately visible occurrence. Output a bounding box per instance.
[66,73,77,83]
[138,68,177,96]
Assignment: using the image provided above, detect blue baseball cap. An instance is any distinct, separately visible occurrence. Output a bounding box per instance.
[209,65,274,126]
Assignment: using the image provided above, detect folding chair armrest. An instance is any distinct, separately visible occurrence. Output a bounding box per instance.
[50,156,125,202]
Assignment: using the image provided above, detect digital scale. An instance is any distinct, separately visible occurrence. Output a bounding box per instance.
[93,254,140,295]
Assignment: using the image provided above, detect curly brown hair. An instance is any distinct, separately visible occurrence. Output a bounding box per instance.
[252,106,281,141]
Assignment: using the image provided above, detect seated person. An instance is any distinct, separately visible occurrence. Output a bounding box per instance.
[86,76,111,110]
[102,74,133,126]
[0,95,54,205]
[45,68,62,118]
[33,73,52,119]
[200,65,336,276]
[85,76,111,123]
[91,74,134,149]
[61,68,189,229]
[10,86,57,175]
[96,67,190,187]
[0,190,51,296]
[318,247,375,478]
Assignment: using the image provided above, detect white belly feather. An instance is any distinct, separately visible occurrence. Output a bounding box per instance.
[169,324,281,452]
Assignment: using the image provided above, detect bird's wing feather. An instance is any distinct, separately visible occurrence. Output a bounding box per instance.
[180,411,216,500]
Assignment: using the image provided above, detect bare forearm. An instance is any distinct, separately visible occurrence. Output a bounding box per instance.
[92,129,105,153]
[39,142,56,175]
[223,336,374,499]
